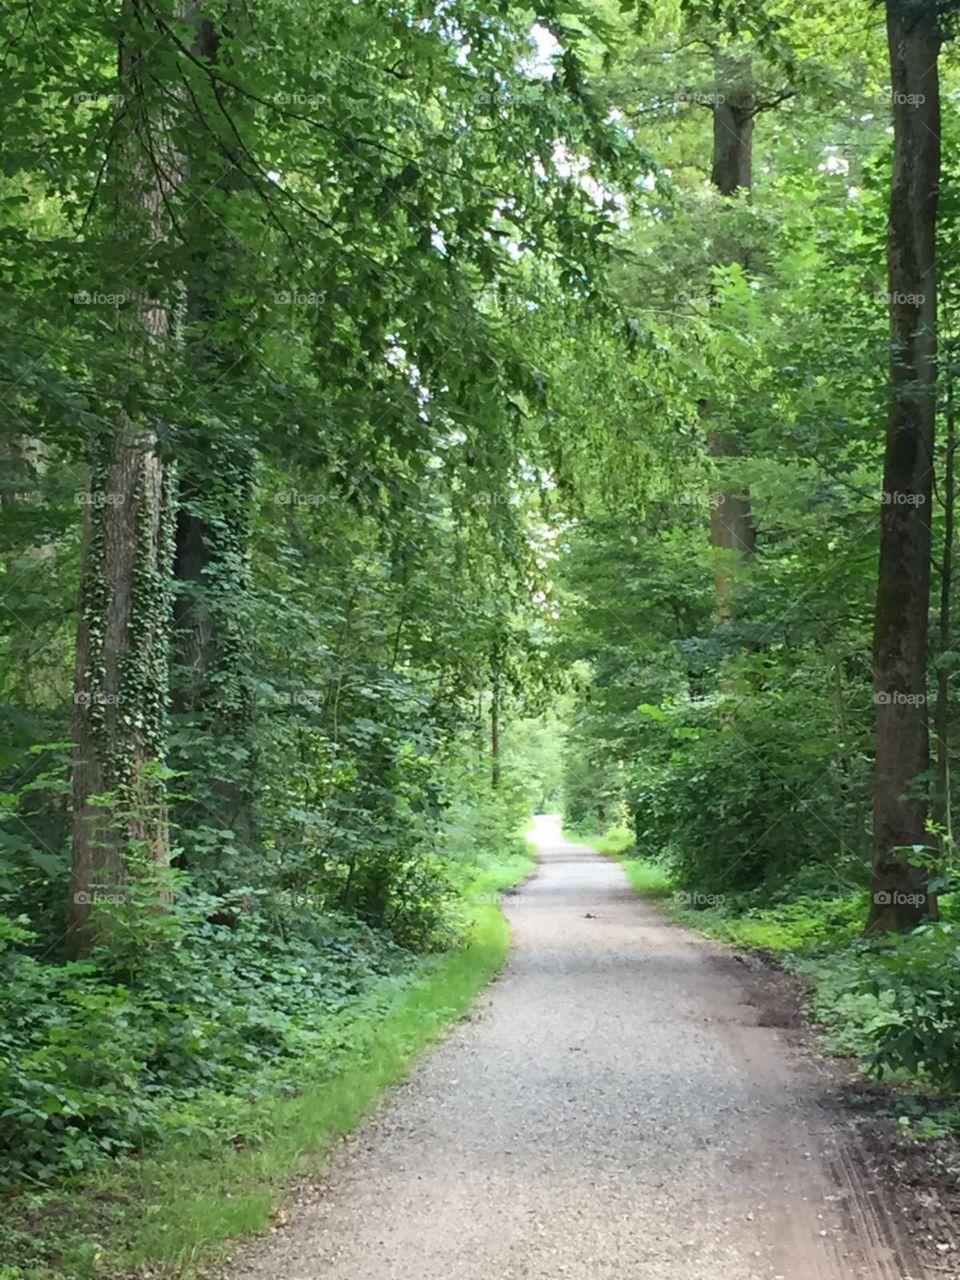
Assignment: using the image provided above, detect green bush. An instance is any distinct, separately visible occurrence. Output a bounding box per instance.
[0,757,532,1189]
[818,924,960,1089]
[568,825,636,856]
[685,893,867,952]
[0,900,414,1187]
[626,666,872,897]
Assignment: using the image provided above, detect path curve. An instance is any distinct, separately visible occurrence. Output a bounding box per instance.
[229,816,925,1280]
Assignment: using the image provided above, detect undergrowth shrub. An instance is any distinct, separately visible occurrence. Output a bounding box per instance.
[567,824,636,856]
[626,663,872,896]
[0,899,415,1188]
[811,923,960,1089]
[0,760,533,1189]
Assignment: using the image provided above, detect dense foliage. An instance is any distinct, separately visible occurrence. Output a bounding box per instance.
[1,0,587,1200]
[3,2,960,1269]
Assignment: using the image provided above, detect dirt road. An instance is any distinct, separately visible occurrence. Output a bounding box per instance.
[229,815,926,1280]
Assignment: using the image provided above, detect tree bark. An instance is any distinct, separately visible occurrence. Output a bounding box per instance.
[709,432,757,615]
[867,0,941,933]
[169,13,259,869]
[708,54,757,617]
[711,56,754,195]
[931,345,955,919]
[491,670,501,790]
[171,443,257,863]
[67,8,181,954]
[69,425,176,952]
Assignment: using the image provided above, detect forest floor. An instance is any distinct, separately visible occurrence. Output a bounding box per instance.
[225,816,941,1280]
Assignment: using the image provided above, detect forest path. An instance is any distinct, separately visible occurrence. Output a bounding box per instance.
[228,815,923,1280]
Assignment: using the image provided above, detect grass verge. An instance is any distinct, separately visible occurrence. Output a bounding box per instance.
[4,844,535,1280]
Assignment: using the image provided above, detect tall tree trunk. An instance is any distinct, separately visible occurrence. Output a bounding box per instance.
[170,14,258,871]
[67,11,181,955]
[709,434,757,616]
[491,670,501,790]
[931,344,955,918]
[708,54,757,617]
[867,0,941,933]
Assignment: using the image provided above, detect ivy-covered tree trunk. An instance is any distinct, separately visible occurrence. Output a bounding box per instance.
[169,14,259,870]
[928,360,954,923]
[172,441,258,865]
[708,54,757,616]
[867,0,941,933]
[69,426,176,952]
[67,9,180,955]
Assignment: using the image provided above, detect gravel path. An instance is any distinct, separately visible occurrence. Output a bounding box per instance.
[229,816,925,1280]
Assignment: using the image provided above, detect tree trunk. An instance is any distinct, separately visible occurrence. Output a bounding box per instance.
[171,443,257,864]
[931,345,955,919]
[67,10,181,955]
[169,13,259,870]
[708,55,757,617]
[69,425,176,952]
[709,432,757,616]
[867,0,941,933]
[491,672,501,790]
[711,57,754,195]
